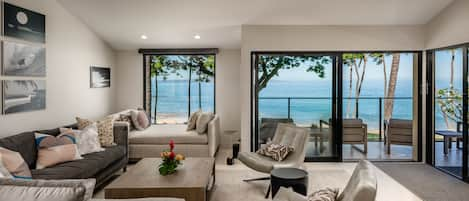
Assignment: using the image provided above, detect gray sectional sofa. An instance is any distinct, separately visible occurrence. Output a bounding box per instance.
[0,122,129,188]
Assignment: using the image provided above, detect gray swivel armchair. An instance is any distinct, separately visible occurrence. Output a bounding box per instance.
[273,160,377,201]
[238,123,309,198]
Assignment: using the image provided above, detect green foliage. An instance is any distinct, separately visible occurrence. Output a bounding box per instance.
[437,87,463,123]
[158,156,181,176]
[257,55,330,91]
[150,55,215,82]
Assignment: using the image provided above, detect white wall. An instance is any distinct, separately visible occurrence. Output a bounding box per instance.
[240,25,426,151]
[114,49,241,135]
[425,0,469,49]
[0,0,116,137]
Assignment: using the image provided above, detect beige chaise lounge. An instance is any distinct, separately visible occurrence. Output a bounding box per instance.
[112,110,220,159]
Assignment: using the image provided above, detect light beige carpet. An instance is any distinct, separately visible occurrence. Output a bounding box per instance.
[95,149,422,201]
[375,163,469,201]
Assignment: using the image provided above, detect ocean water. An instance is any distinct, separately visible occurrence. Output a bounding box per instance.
[151,79,455,130]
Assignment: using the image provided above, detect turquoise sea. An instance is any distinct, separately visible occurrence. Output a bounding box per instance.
[151,79,456,130]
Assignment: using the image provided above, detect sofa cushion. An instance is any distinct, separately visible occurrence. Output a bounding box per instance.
[0,178,92,201]
[0,132,37,169]
[129,125,208,145]
[32,145,125,180]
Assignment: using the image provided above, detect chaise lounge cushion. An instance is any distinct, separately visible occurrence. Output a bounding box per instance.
[129,125,208,145]
[32,145,125,180]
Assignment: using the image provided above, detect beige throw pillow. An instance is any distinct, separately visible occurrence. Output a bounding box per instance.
[131,110,150,131]
[187,111,201,131]
[76,116,115,147]
[196,112,213,134]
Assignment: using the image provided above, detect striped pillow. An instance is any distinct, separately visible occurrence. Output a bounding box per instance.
[0,147,32,179]
[308,188,339,201]
[35,133,82,169]
[256,143,294,161]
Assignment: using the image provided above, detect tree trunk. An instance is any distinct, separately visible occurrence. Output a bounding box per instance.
[383,56,387,97]
[153,71,158,124]
[384,53,400,120]
[346,65,353,118]
[450,49,455,88]
[353,56,367,117]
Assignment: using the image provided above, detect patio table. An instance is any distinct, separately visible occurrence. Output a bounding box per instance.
[435,130,462,155]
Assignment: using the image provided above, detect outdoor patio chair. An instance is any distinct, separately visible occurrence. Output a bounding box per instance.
[385,119,413,154]
[238,123,309,198]
[259,118,294,145]
[320,118,368,153]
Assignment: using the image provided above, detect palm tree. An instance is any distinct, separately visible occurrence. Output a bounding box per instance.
[384,53,401,120]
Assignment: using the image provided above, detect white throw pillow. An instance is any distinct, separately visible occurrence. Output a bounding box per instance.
[60,124,105,155]
[196,112,214,134]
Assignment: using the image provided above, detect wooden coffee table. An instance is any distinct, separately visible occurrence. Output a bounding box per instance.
[105,157,215,201]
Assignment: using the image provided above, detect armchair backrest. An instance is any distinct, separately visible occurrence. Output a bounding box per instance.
[337,160,377,201]
[260,118,294,143]
[271,123,309,166]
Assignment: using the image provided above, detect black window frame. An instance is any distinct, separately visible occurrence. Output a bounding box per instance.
[140,48,218,124]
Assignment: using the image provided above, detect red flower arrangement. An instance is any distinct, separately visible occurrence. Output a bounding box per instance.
[159,140,185,175]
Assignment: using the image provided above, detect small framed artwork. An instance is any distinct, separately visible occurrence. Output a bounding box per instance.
[90,66,111,88]
[2,80,46,114]
[3,2,46,43]
[2,41,46,77]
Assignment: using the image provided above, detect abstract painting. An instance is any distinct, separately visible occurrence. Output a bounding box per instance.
[2,80,46,114]
[2,41,46,77]
[90,67,111,88]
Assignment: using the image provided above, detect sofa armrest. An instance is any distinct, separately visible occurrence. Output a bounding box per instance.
[207,115,220,157]
[113,121,129,157]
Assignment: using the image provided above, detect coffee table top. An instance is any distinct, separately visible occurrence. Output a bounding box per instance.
[271,168,308,180]
[105,157,215,189]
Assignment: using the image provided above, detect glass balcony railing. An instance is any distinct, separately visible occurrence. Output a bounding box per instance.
[258,96,413,141]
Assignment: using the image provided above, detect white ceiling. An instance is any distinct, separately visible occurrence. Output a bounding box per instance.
[58,0,454,50]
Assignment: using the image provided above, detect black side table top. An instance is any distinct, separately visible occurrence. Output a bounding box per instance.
[271,168,308,180]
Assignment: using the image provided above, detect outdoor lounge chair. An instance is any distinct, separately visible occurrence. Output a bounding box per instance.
[320,118,368,153]
[385,119,413,154]
[238,123,309,198]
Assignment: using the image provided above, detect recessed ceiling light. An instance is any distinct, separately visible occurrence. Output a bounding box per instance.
[141,35,148,40]
[194,35,201,40]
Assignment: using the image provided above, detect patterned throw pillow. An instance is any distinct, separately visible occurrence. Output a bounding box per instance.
[0,147,31,179]
[60,123,105,155]
[131,110,150,131]
[117,113,135,130]
[257,143,294,161]
[76,116,115,147]
[307,188,339,201]
[35,133,82,169]
[186,111,201,131]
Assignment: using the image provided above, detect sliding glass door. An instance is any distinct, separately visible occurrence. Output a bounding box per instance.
[342,52,419,161]
[252,52,342,161]
[428,45,468,181]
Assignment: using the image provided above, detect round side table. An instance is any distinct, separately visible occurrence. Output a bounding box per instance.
[270,168,308,198]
